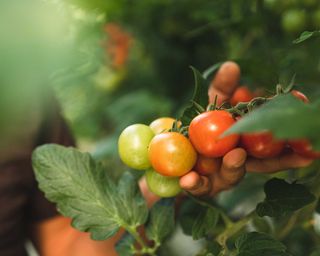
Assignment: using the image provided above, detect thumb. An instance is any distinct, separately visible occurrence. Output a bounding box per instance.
[208,61,241,104]
[179,171,212,196]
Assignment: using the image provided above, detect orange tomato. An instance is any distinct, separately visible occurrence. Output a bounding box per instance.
[148,132,197,177]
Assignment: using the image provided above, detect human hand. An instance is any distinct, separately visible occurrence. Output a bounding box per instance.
[179,61,313,197]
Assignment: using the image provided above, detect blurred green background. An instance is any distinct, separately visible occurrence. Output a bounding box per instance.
[49,0,320,179]
[50,0,320,144]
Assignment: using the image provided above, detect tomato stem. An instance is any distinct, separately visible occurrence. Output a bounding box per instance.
[216,211,256,248]
[276,84,284,95]
[192,100,206,113]
[127,225,154,255]
[277,212,299,240]
[171,119,180,132]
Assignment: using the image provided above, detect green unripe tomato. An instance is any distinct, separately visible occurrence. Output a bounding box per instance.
[145,169,181,198]
[118,124,154,170]
[281,9,307,34]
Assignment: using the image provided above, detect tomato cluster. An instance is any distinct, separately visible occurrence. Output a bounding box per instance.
[118,87,319,198]
[232,89,320,159]
[118,108,243,198]
[238,89,320,160]
[118,117,185,198]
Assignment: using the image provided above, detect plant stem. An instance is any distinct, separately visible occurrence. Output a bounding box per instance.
[127,225,157,255]
[277,212,299,240]
[216,211,256,247]
[219,210,234,228]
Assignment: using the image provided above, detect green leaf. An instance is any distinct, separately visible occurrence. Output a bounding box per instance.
[202,62,222,80]
[251,216,272,234]
[256,178,316,218]
[196,241,222,256]
[179,198,207,236]
[206,241,222,255]
[115,232,136,256]
[32,144,148,240]
[117,171,149,226]
[192,208,219,240]
[180,67,209,126]
[190,66,210,109]
[146,198,175,244]
[224,94,320,150]
[235,232,291,256]
[293,30,320,44]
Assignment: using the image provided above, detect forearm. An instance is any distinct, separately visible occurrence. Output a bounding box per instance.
[32,216,124,256]
[67,229,124,256]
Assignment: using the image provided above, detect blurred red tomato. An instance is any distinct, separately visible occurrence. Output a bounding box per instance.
[241,132,285,159]
[289,139,320,159]
[230,86,254,106]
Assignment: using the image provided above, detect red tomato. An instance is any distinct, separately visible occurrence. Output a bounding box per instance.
[230,86,254,106]
[148,132,197,177]
[288,139,320,159]
[188,110,239,157]
[241,132,285,159]
[194,155,221,176]
[291,90,309,103]
[288,90,318,158]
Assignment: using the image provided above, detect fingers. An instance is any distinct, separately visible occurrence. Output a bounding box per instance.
[180,148,247,197]
[246,152,313,173]
[208,61,241,104]
[179,171,211,196]
[180,148,312,197]
[211,148,247,195]
[222,147,247,170]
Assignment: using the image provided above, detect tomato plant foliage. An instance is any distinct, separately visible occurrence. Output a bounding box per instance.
[235,232,291,256]
[180,67,209,126]
[256,178,316,218]
[33,144,175,255]
[192,207,219,240]
[146,198,175,244]
[32,144,148,240]
[225,94,320,150]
